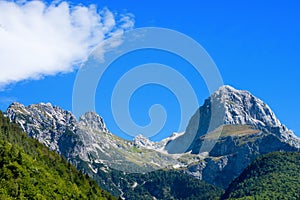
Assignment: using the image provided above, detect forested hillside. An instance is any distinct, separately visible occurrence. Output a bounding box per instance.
[223,152,300,199]
[118,169,224,200]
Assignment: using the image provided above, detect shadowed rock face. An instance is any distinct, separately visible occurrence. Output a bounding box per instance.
[4,85,300,191]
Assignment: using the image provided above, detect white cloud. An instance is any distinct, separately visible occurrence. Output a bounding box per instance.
[0,0,134,88]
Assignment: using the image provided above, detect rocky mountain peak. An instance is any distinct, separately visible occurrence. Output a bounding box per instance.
[165,85,299,154]
[214,85,238,94]
[7,101,28,112]
[5,102,78,151]
[211,85,281,129]
[6,102,77,126]
[78,111,108,132]
[8,101,24,108]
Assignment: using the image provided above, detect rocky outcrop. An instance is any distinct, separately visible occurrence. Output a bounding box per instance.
[5,102,77,152]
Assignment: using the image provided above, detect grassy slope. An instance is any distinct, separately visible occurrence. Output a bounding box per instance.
[203,125,260,140]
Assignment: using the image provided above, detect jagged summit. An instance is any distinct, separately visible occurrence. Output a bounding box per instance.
[215,84,254,93]
[215,85,238,92]
[79,111,108,132]
[212,85,250,98]
[8,101,23,107]
[5,102,77,151]
[6,103,107,131]
[5,102,109,151]
[211,85,281,128]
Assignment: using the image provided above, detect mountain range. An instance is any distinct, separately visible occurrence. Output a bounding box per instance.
[3,85,300,199]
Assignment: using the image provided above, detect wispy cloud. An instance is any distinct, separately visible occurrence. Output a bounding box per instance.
[0,0,134,88]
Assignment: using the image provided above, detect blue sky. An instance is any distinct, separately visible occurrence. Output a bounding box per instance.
[0,0,299,140]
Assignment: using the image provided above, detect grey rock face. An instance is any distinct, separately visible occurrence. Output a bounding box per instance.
[5,102,77,152]
[79,111,108,132]
[215,85,281,128]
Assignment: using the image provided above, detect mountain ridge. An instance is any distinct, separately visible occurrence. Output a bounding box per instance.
[4,85,300,197]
